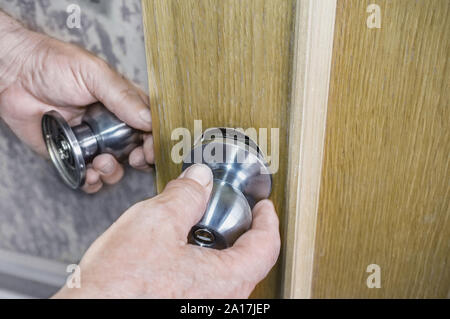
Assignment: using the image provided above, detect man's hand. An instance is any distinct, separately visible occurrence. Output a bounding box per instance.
[0,11,154,193]
[53,164,280,298]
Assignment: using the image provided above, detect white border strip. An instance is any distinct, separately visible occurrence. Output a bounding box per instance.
[283,0,337,298]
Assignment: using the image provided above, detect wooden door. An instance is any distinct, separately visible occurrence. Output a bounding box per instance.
[308,0,449,298]
[141,0,449,298]
[141,0,297,298]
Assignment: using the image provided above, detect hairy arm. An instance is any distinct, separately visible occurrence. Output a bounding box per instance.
[0,11,43,94]
[0,10,154,192]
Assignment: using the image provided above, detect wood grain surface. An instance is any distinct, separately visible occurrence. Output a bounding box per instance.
[312,0,450,298]
[142,0,295,298]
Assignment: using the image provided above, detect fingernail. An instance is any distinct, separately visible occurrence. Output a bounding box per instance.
[99,160,115,174]
[258,199,275,211]
[181,164,213,187]
[139,108,152,124]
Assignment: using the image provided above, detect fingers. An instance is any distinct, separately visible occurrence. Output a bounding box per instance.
[81,154,124,194]
[223,200,280,282]
[81,168,103,194]
[129,147,151,171]
[84,57,152,132]
[92,154,124,184]
[153,164,213,239]
[142,134,154,164]
[129,134,154,171]
[80,131,153,193]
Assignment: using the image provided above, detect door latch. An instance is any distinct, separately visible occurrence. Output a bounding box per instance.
[182,128,272,249]
[41,102,142,189]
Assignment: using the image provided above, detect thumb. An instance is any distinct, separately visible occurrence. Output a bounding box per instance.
[84,57,152,132]
[155,164,213,239]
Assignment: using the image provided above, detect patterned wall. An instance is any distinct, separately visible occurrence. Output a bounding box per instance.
[0,0,155,263]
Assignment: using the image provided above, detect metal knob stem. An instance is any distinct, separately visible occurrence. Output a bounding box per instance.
[183,128,272,249]
[42,102,142,189]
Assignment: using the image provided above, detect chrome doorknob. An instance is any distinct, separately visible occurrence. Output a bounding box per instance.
[41,102,142,189]
[183,128,272,249]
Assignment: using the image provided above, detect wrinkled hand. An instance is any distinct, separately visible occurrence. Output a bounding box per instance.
[53,164,280,298]
[0,15,153,193]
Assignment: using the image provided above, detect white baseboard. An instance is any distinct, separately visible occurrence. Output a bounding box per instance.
[0,249,68,298]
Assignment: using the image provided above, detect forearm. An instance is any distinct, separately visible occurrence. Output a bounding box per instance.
[0,10,45,94]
